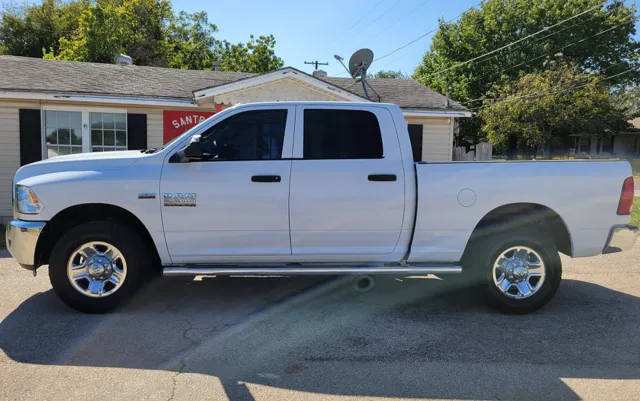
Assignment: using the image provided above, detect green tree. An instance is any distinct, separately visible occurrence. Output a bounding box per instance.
[372,70,408,79]
[165,11,218,70]
[0,0,86,58]
[478,62,629,156]
[215,34,283,73]
[615,85,640,118]
[413,0,639,144]
[43,0,172,66]
[3,0,283,72]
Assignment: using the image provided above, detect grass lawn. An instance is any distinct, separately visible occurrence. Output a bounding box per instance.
[633,198,640,227]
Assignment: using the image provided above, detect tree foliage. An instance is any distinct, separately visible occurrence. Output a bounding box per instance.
[414,0,638,102]
[2,0,283,73]
[372,70,408,79]
[478,62,629,155]
[215,35,283,74]
[412,0,639,146]
[42,0,171,65]
[165,11,218,70]
[0,0,85,58]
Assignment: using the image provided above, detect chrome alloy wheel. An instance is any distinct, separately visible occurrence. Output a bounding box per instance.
[492,246,545,299]
[66,241,127,298]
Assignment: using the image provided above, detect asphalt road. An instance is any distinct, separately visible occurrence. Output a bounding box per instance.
[0,246,639,401]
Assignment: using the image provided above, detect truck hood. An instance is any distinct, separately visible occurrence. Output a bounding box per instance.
[14,150,149,184]
[34,150,145,164]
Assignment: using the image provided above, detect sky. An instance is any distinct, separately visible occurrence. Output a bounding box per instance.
[171,0,640,78]
[171,0,481,77]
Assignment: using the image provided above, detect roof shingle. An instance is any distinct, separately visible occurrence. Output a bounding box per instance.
[0,55,466,111]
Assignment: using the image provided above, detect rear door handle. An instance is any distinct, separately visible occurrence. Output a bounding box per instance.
[251,175,281,183]
[368,174,397,182]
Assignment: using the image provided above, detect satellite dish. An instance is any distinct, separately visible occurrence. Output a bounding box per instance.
[348,48,374,79]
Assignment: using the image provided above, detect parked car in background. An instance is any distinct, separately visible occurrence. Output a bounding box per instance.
[5,102,638,313]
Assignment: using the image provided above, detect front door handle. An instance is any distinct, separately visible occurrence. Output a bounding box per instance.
[251,175,281,183]
[368,174,397,182]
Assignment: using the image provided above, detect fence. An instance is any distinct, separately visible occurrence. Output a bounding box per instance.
[453,142,493,161]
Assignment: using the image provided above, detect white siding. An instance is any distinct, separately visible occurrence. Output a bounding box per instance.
[0,104,22,220]
[213,77,349,104]
[404,116,453,162]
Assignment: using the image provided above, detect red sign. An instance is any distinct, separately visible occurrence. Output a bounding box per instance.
[163,109,218,143]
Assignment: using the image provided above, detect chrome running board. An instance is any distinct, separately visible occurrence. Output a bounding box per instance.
[162,265,462,277]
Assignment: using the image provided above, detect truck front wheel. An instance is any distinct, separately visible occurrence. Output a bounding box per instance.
[469,230,562,314]
[48,221,150,313]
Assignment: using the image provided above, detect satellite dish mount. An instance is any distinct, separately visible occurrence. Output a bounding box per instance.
[349,49,374,99]
[335,49,374,100]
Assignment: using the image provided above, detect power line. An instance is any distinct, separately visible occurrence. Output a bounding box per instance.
[463,19,631,105]
[373,0,484,63]
[421,1,609,80]
[470,66,637,112]
[344,0,386,33]
[367,0,432,42]
[467,7,607,71]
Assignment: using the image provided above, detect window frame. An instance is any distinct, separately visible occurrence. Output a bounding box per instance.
[40,105,127,159]
[293,105,389,160]
[169,105,295,163]
[193,109,289,162]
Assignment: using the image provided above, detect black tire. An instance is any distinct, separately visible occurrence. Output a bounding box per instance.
[48,220,150,313]
[465,229,562,314]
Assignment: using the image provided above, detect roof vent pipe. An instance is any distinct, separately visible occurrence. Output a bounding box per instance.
[312,69,328,78]
[115,54,133,66]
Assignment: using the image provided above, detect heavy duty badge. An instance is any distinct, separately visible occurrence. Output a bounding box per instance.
[163,192,197,207]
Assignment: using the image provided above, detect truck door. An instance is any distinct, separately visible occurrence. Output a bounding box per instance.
[160,106,294,264]
[289,106,406,261]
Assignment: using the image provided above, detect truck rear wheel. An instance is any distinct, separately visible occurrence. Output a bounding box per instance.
[468,230,562,314]
[48,221,150,313]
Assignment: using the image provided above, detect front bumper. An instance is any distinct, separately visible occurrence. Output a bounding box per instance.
[5,220,46,269]
[603,224,639,254]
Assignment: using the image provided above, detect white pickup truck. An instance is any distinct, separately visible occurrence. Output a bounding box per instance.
[6,102,638,313]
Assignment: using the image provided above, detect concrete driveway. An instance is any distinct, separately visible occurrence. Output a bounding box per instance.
[0,246,639,401]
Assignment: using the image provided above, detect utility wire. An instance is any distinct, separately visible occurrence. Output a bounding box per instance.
[367,0,432,42]
[470,66,637,112]
[467,7,608,71]
[373,0,484,63]
[463,20,631,105]
[420,1,609,80]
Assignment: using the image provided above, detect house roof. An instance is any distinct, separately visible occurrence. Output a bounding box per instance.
[320,76,467,111]
[0,55,468,112]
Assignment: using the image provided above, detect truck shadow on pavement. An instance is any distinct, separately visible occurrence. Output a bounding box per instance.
[1,270,639,401]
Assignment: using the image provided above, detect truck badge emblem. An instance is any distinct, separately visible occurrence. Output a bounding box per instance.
[163,192,197,207]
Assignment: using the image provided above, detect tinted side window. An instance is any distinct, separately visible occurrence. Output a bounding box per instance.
[303,109,383,159]
[198,109,287,161]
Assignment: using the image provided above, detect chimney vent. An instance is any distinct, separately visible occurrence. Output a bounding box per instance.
[312,69,328,78]
[115,54,133,66]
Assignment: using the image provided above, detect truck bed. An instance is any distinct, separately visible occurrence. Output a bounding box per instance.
[408,160,632,262]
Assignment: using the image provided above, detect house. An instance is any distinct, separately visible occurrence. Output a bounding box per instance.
[0,55,471,222]
[569,117,640,157]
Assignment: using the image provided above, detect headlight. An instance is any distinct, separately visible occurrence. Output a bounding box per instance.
[16,185,42,214]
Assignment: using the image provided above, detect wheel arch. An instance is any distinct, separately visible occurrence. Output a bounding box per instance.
[464,202,573,258]
[35,203,161,270]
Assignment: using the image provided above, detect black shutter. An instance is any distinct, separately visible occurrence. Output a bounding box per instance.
[127,113,147,150]
[19,109,42,166]
[408,124,423,162]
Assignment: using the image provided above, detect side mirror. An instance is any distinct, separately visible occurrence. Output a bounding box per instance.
[184,141,204,160]
[172,135,204,162]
